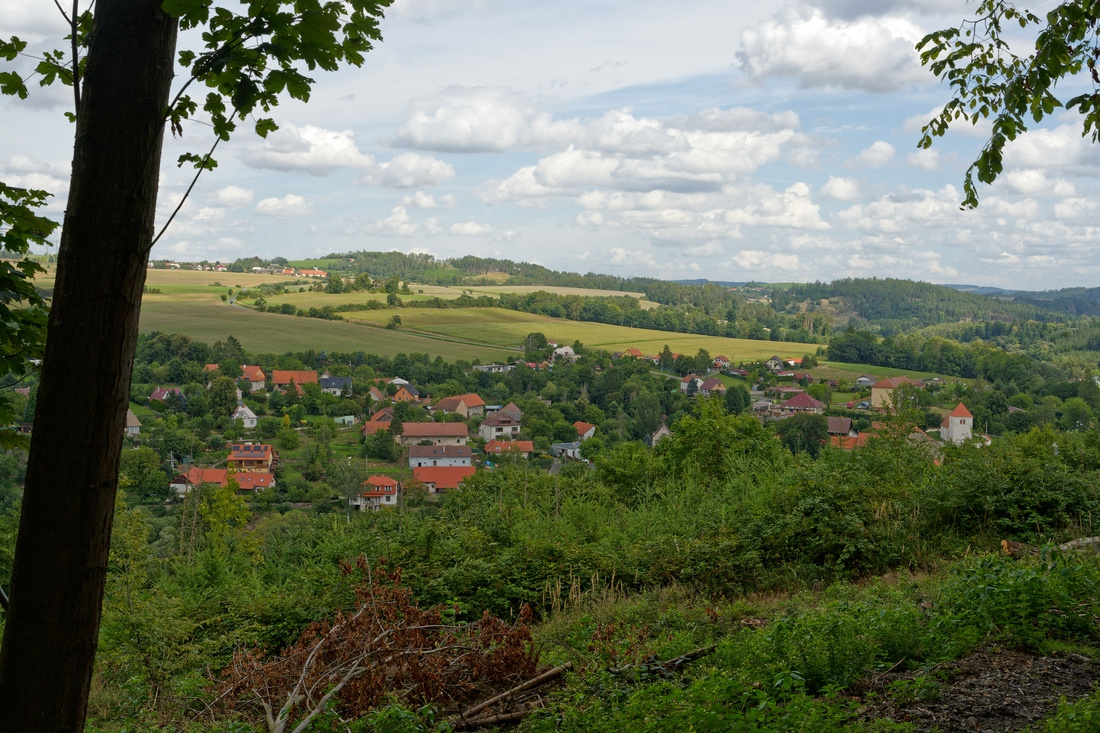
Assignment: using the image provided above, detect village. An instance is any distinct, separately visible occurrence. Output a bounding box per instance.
[106,336,991,515]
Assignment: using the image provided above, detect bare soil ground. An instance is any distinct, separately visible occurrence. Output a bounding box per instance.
[858,646,1100,732]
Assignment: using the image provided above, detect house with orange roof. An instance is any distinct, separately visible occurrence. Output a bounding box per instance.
[393,384,421,403]
[870,375,923,409]
[299,268,327,277]
[271,370,318,393]
[621,348,645,358]
[573,421,596,441]
[484,439,535,458]
[240,365,266,391]
[430,392,486,418]
[940,402,974,444]
[360,420,390,436]
[413,466,476,494]
[227,442,275,472]
[169,467,227,496]
[400,422,469,447]
[351,475,400,511]
[236,473,275,492]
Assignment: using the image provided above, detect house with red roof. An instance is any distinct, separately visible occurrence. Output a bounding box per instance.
[169,466,275,495]
[400,422,469,447]
[351,475,400,511]
[236,473,275,492]
[621,348,645,359]
[573,421,596,441]
[779,392,824,414]
[413,466,476,494]
[299,268,327,278]
[149,386,183,404]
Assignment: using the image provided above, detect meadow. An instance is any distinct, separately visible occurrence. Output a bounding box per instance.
[137,301,515,361]
[116,270,818,362]
[339,306,817,360]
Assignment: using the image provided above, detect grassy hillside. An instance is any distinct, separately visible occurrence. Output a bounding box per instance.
[340,307,817,360]
[137,301,515,360]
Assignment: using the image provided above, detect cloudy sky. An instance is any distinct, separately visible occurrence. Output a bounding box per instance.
[2,0,1097,289]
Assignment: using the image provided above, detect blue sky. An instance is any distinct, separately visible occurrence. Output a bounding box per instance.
[2,0,1098,289]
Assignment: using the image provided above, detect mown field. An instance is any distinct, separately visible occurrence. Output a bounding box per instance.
[137,302,515,361]
[115,270,818,362]
[339,307,817,361]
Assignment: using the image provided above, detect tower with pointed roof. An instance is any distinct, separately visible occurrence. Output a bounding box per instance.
[942,403,973,444]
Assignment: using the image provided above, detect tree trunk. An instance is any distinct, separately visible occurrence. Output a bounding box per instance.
[0,1,178,728]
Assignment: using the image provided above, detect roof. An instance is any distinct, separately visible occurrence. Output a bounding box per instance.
[229,443,273,461]
[125,410,142,429]
[622,348,645,358]
[481,414,520,428]
[433,393,485,412]
[826,417,852,435]
[272,370,318,385]
[402,422,469,438]
[500,402,524,419]
[361,475,399,494]
[484,439,535,454]
[319,376,352,391]
[413,466,476,489]
[872,375,914,390]
[781,392,824,410]
[409,444,472,458]
[173,467,227,486]
[371,407,394,421]
[396,384,420,397]
[948,402,974,418]
[241,365,266,382]
[236,473,275,491]
[232,405,257,419]
[360,420,390,435]
[149,386,182,402]
[700,377,726,391]
[680,374,698,383]
[829,433,872,450]
[573,421,596,436]
[204,363,219,372]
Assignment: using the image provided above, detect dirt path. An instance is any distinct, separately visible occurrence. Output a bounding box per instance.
[858,646,1100,731]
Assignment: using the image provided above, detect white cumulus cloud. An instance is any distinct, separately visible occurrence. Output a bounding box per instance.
[255,194,314,217]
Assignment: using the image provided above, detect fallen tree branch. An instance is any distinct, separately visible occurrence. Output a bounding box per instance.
[610,645,716,675]
[457,662,573,722]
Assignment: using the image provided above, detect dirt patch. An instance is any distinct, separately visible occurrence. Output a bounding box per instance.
[858,646,1100,732]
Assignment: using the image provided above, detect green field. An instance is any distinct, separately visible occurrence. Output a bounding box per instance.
[340,307,817,361]
[114,270,820,363]
[138,302,515,360]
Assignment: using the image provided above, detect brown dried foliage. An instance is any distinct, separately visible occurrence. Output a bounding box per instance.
[216,557,538,732]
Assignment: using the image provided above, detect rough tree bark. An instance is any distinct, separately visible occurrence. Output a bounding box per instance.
[0,1,178,728]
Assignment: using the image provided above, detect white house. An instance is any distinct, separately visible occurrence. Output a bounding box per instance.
[232,404,258,429]
[351,475,399,511]
[941,403,974,444]
[408,444,473,468]
[552,345,577,363]
[478,414,521,441]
